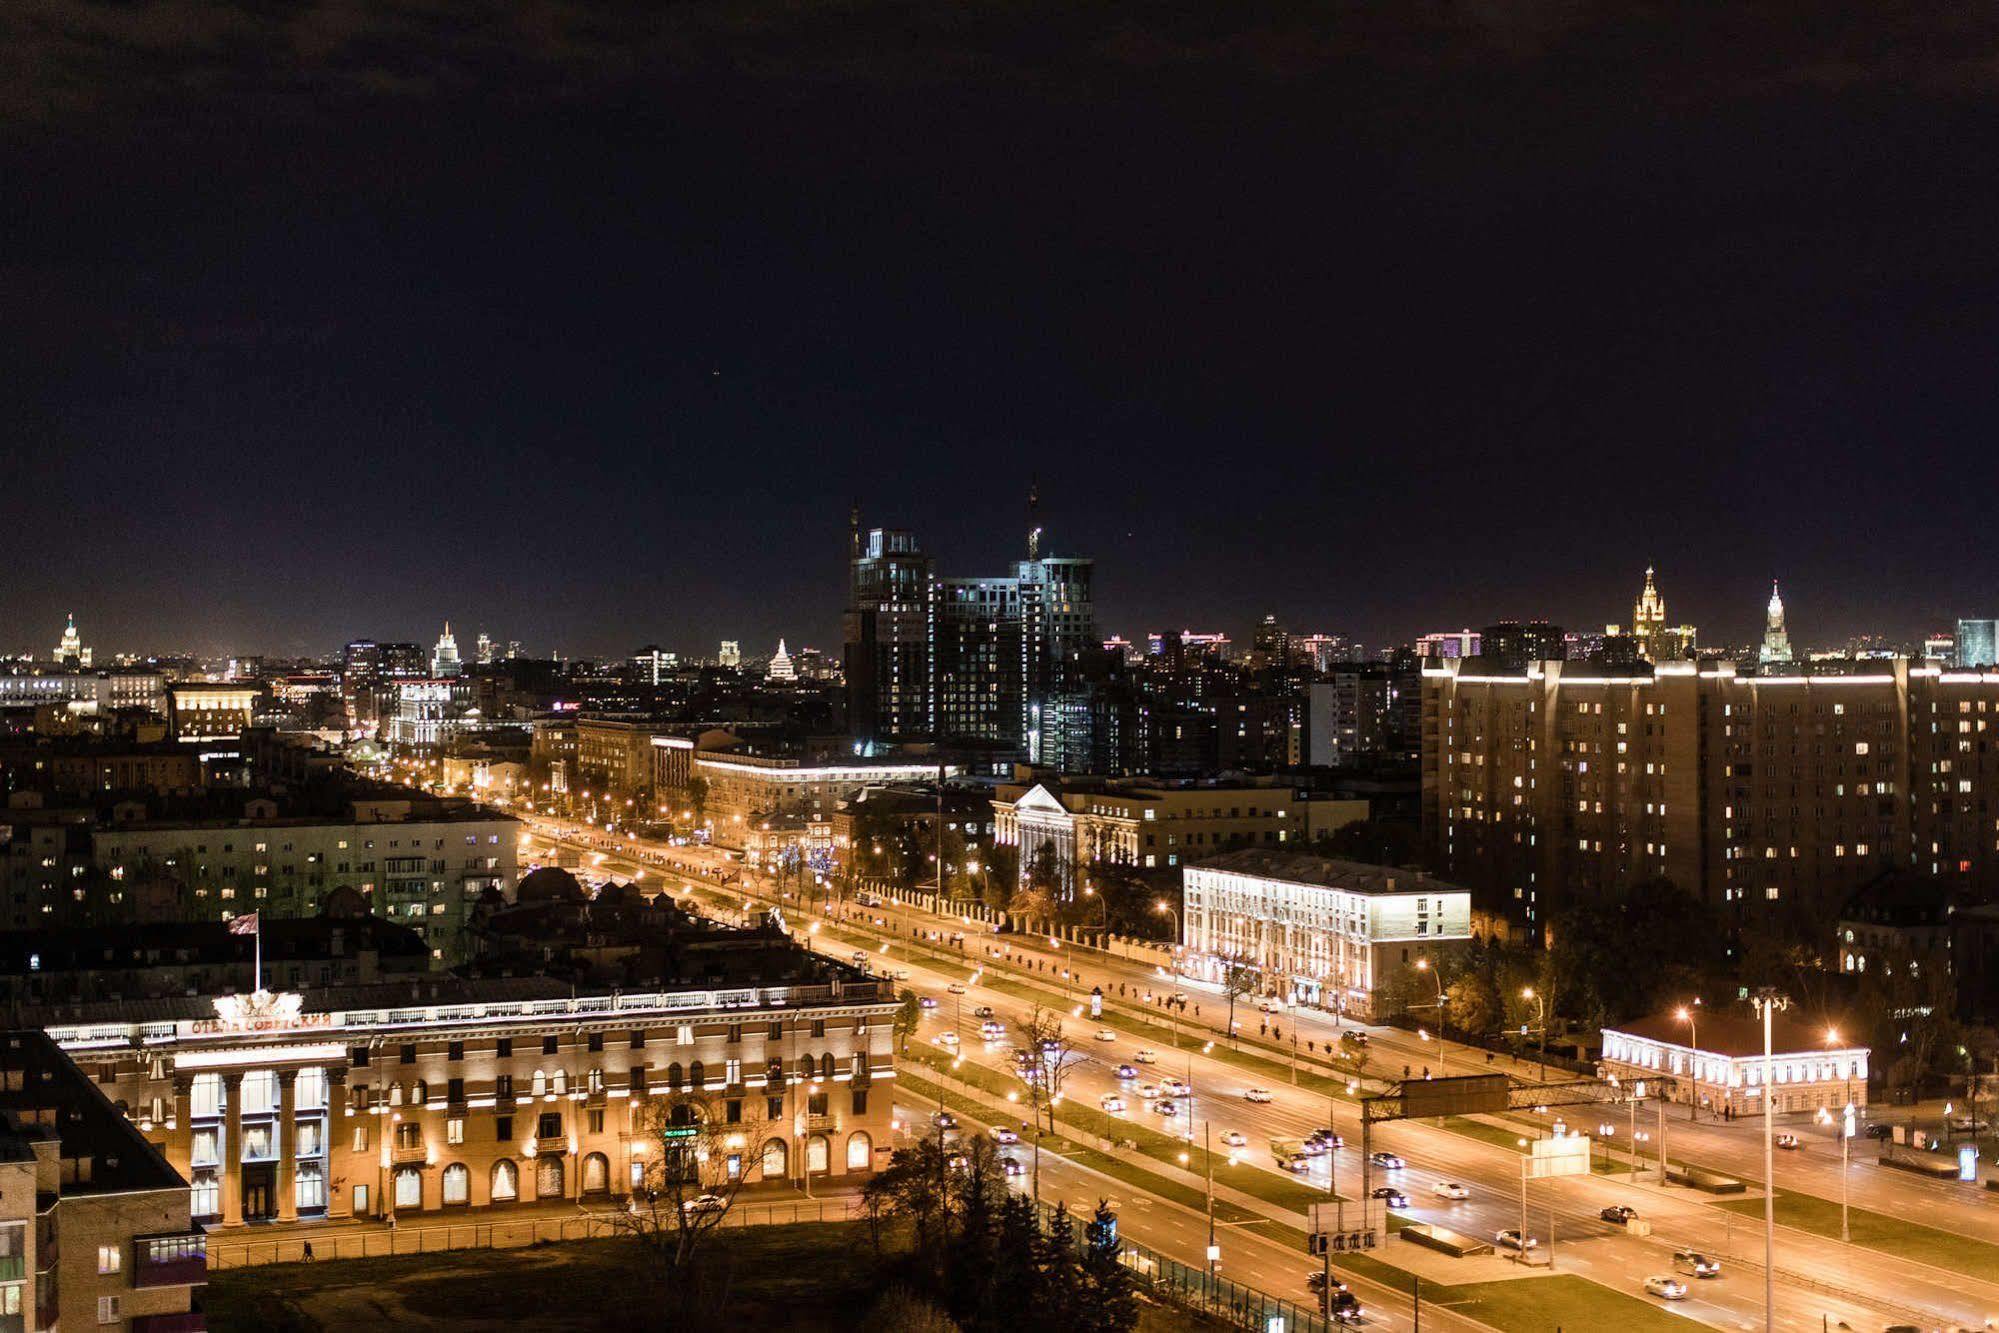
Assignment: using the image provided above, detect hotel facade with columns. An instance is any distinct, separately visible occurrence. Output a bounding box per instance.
[37,973,900,1228]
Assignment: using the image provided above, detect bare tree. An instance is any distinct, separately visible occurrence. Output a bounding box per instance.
[613,1090,777,1318]
[1014,1005,1088,1138]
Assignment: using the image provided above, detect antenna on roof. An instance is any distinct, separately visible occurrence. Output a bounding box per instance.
[1027,478,1042,560]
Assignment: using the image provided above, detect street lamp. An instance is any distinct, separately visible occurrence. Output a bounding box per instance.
[1751,988,1788,1333]
[1825,1026,1851,1244]
[1415,957,1447,1048]
[1676,1001,1701,1121]
[1521,987,1547,1075]
[1153,899,1180,944]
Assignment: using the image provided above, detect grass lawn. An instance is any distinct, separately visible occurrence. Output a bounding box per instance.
[208,1224,885,1331]
[1436,1274,1695,1331]
[1714,1188,1999,1284]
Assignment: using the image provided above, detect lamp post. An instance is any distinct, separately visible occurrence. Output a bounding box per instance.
[1751,989,1787,1333]
[1521,987,1547,1076]
[1826,1026,1850,1244]
[1415,957,1447,1052]
[1677,1002,1701,1121]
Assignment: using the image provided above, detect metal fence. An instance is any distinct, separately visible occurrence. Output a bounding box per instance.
[1034,1200,1334,1333]
[206,1198,858,1270]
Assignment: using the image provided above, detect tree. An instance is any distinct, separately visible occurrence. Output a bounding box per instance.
[1220,959,1260,1042]
[1037,1201,1086,1328]
[895,988,923,1055]
[865,1287,961,1333]
[685,776,710,829]
[980,844,1018,912]
[1077,1198,1139,1333]
[1010,844,1063,924]
[1548,879,1725,1028]
[1015,1005,1087,1138]
[1444,974,1498,1039]
[613,1090,775,1320]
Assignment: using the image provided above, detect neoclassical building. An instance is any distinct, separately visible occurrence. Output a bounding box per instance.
[38,970,899,1227]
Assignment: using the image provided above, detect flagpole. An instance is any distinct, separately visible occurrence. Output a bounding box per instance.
[253,915,262,993]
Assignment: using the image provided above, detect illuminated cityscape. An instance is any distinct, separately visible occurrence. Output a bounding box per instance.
[9,5,1999,1331]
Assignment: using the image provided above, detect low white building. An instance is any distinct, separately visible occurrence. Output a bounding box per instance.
[1179,849,1473,1016]
[1600,1011,1869,1118]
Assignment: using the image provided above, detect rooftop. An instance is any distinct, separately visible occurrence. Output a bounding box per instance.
[1187,848,1459,895]
[1607,1009,1864,1059]
[0,1029,187,1195]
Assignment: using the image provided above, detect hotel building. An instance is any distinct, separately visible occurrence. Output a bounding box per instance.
[37,969,899,1230]
[1600,1010,1869,1117]
[690,753,953,847]
[1179,849,1473,1013]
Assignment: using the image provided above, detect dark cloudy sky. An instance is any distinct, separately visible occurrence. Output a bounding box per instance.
[7,1,1999,660]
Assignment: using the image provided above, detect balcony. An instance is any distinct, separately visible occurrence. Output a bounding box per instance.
[135,1234,208,1290]
[390,1142,428,1166]
[803,1114,840,1133]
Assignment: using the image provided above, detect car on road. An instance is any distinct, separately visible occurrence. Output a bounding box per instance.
[919,996,939,1010]
[1774,1133,1800,1150]
[1642,1275,1687,1300]
[1323,1291,1362,1324]
[1095,1028,1118,1042]
[1494,1229,1538,1251]
[682,1193,726,1214]
[1306,1128,1343,1150]
[1244,1087,1275,1103]
[1343,1032,1370,1047]
[1367,1152,1405,1169]
[1115,1064,1141,1080]
[1160,1077,1191,1096]
[1863,1122,1895,1140]
[1369,1187,1410,1208]
[1672,1250,1721,1278]
[934,1032,960,1048]
[1431,1181,1469,1200]
[1152,1099,1180,1117]
[932,1111,958,1130]
[1135,1082,1160,1098]
[972,1004,996,1019]
[892,969,912,981]
[1221,1130,1248,1147]
[1000,1157,1025,1178]
[1600,1205,1638,1224]
[989,1126,1019,1144]
[980,1021,1006,1041]
[1258,997,1283,1013]
[947,983,967,995]
[1100,1095,1126,1113]
[1950,1115,1991,1133]
[1134,1049,1159,1064]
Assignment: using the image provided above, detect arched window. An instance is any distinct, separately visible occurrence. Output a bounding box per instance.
[820,1053,834,1080]
[442,1163,469,1206]
[413,1080,428,1105]
[389,1083,404,1106]
[667,1062,684,1090]
[536,1155,565,1199]
[669,1101,698,1127]
[761,1139,788,1179]
[807,1134,830,1174]
[765,1058,784,1087]
[688,1061,705,1089]
[394,1167,422,1210]
[582,1152,609,1195]
[531,1070,546,1098]
[798,1055,815,1081]
[552,1070,568,1095]
[846,1132,872,1171]
[491,1159,519,1202]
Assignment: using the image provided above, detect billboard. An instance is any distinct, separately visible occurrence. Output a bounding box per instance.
[1400,1073,1511,1120]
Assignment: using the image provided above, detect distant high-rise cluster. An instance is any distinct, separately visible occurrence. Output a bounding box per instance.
[843,503,1095,760]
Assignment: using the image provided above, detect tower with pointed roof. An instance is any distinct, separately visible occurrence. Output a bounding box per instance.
[1759,582,1794,665]
[766,638,797,682]
[53,613,91,668]
[432,623,463,678]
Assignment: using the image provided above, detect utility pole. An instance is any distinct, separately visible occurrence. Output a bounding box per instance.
[1752,988,1787,1333]
[1204,1120,1217,1301]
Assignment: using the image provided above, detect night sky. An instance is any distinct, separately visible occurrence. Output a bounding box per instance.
[8,2,1999,660]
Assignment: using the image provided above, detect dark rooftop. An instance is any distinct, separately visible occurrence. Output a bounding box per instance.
[0,1029,186,1195]
[1189,847,1458,895]
[1608,1009,1863,1059]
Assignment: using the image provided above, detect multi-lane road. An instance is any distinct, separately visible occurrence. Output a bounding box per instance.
[516,814,1994,1330]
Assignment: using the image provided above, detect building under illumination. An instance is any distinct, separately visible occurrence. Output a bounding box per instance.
[34,969,898,1229]
[1600,1010,1868,1117]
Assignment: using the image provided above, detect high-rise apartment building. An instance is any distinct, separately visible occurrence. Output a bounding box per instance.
[844,523,935,749]
[1423,653,1999,944]
[1956,619,1997,669]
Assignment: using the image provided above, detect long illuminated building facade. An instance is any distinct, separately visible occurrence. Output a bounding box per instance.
[1423,656,1999,941]
[37,973,899,1228]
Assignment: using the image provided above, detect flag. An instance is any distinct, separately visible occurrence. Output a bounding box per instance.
[227,911,260,936]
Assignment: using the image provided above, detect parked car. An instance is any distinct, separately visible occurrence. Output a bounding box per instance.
[1642,1275,1688,1300]
[1245,1087,1275,1103]
[1600,1205,1638,1223]
[1095,1028,1118,1042]
[1431,1181,1470,1200]
[1774,1133,1800,1150]
[1950,1115,1991,1133]
[1494,1229,1538,1251]
[682,1193,726,1214]
[1368,1152,1405,1169]
[1672,1250,1721,1278]
[1221,1130,1248,1147]
[1370,1187,1409,1208]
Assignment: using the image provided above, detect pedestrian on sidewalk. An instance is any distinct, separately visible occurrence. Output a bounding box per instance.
[303,1241,315,1262]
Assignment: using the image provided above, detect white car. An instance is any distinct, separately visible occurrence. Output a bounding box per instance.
[947,983,968,995]
[1133,1049,1158,1064]
[1221,1130,1248,1147]
[1244,1087,1274,1103]
[1431,1181,1470,1200]
[1095,1028,1118,1042]
[681,1193,726,1214]
[1100,1094,1126,1113]
[934,1032,960,1048]
[1642,1276,1687,1301]
[1136,1082,1160,1098]
[989,1126,1019,1145]
[1160,1078,1191,1096]
[1495,1229,1538,1252]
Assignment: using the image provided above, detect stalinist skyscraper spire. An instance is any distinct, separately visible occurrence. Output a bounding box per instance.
[1759,581,1794,665]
